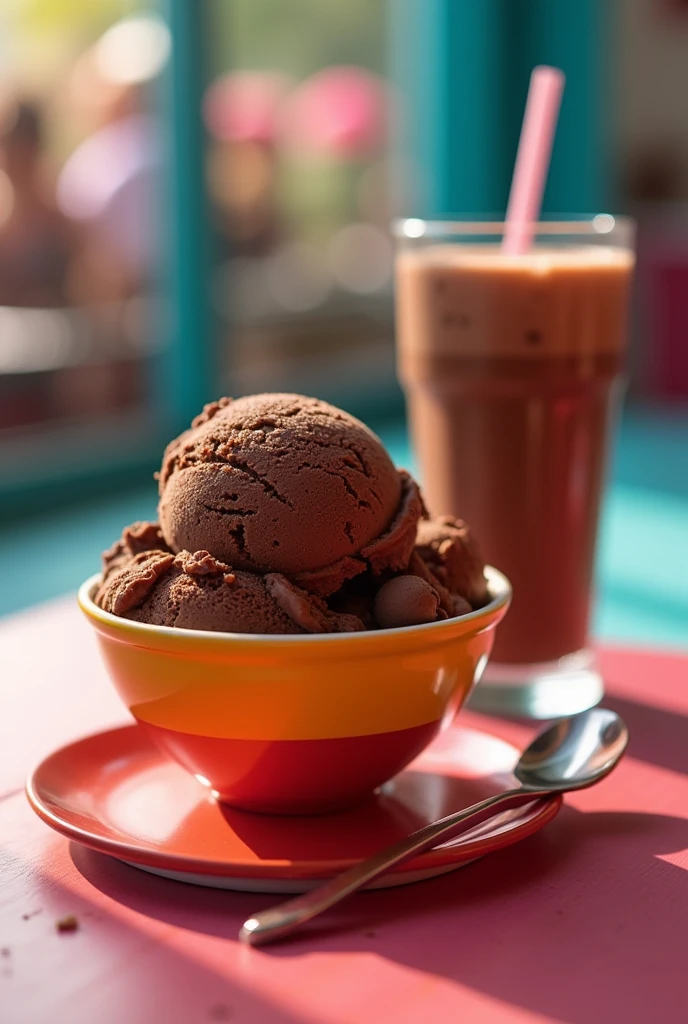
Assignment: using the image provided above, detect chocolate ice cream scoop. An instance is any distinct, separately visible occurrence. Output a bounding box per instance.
[96,548,303,634]
[157,393,422,594]
[95,538,365,634]
[293,469,424,596]
[374,575,443,629]
[102,521,170,582]
[96,549,176,617]
[415,516,488,608]
[94,399,491,637]
[265,574,364,633]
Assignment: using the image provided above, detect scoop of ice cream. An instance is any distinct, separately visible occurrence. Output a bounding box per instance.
[452,594,473,617]
[157,393,423,594]
[102,521,170,581]
[293,469,424,595]
[95,535,364,634]
[265,574,364,633]
[407,550,453,616]
[95,547,302,633]
[96,548,176,616]
[415,516,488,608]
[373,574,443,629]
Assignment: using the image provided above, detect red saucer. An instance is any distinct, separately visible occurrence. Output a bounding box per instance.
[27,723,561,893]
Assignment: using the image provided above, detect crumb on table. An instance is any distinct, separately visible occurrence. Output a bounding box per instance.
[56,914,79,934]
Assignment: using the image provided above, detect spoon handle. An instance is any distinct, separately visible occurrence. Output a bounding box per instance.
[240,786,546,946]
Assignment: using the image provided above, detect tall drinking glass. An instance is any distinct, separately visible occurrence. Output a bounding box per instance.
[395,217,635,718]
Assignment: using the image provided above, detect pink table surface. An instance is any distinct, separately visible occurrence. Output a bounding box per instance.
[2,597,688,1024]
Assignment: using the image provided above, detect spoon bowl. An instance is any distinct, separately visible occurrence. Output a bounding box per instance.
[515,708,629,791]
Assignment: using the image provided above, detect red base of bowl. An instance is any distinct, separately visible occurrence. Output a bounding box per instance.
[137,719,441,815]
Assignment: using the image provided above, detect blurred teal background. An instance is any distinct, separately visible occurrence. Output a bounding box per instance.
[0,0,686,651]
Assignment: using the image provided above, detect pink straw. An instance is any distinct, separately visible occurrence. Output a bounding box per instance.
[502,66,565,255]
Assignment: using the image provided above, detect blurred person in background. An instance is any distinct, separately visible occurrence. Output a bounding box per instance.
[205,71,287,260]
[0,91,74,308]
[44,16,170,424]
[57,15,167,305]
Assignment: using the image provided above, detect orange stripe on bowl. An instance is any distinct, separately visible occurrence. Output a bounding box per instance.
[103,636,471,739]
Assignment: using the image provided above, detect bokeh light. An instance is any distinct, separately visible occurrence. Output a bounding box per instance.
[95,15,171,86]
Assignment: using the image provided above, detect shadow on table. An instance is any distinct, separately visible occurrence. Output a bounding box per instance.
[73,804,688,1024]
[12,839,305,1024]
[604,692,688,778]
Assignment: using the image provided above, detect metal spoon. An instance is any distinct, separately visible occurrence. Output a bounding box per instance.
[240,708,628,947]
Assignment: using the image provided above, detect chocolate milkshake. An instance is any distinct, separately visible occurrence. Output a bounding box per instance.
[395,222,634,681]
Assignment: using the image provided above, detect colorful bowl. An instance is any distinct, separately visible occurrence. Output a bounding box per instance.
[78,569,510,814]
